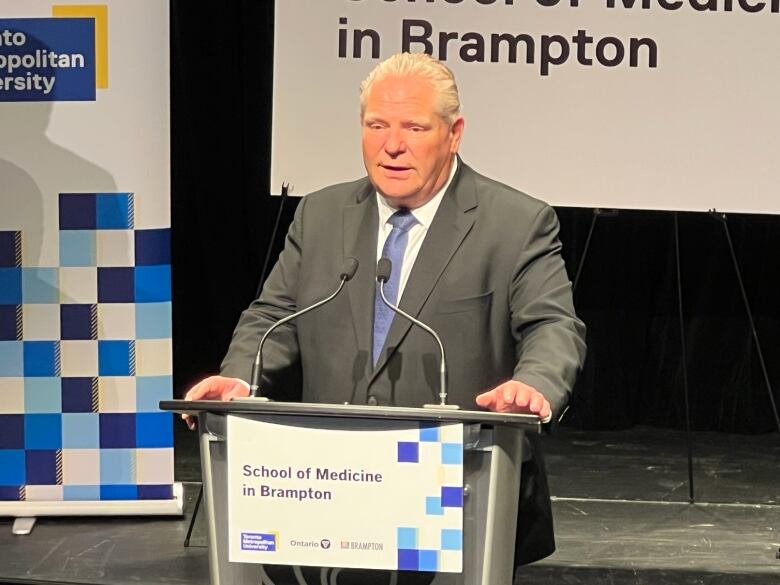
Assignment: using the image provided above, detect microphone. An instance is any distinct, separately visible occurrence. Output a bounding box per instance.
[249,257,359,397]
[376,258,456,409]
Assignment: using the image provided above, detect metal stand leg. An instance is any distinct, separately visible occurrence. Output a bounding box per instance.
[183,484,204,547]
[674,213,695,504]
[571,208,620,294]
[255,183,290,298]
[12,517,36,535]
[572,209,599,294]
[562,208,616,425]
[710,211,780,432]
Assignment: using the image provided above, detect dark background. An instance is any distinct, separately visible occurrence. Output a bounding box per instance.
[170,1,780,434]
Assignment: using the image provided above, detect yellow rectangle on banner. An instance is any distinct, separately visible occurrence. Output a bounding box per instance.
[53,4,109,89]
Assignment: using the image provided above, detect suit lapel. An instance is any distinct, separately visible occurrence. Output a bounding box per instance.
[344,183,379,361]
[370,162,478,382]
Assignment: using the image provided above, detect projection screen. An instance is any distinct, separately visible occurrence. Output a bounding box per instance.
[272,0,780,214]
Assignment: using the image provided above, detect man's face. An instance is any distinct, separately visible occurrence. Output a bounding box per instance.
[361,75,464,209]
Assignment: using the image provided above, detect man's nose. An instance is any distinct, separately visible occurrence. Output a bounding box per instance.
[384,127,406,155]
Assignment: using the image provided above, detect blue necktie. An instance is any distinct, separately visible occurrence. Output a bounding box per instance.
[373,209,418,364]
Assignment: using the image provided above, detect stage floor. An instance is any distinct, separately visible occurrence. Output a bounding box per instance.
[0,425,777,585]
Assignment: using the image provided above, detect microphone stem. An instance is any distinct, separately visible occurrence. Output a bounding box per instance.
[439,361,447,407]
[251,277,347,397]
[379,281,448,406]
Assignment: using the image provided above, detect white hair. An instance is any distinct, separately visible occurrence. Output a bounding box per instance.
[359,52,462,124]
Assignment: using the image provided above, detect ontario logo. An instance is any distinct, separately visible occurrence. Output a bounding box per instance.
[240,532,278,552]
[0,4,108,102]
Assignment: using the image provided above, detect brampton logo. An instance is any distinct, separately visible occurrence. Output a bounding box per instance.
[0,4,108,102]
[340,540,385,551]
[241,532,278,552]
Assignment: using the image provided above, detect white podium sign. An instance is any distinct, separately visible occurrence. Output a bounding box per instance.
[227,415,464,573]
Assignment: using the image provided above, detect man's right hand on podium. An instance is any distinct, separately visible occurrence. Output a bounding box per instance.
[181,375,250,430]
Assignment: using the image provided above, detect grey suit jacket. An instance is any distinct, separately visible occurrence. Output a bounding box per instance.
[221,160,586,564]
[223,160,584,410]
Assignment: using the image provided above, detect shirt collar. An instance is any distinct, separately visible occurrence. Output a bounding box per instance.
[376,156,458,230]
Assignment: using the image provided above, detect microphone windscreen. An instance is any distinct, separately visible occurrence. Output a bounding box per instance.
[376,258,392,283]
[340,257,359,281]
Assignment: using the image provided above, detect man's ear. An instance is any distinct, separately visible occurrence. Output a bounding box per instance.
[450,116,465,153]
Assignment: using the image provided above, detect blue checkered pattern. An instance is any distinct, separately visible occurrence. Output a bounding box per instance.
[397,527,464,572]
[395,422,464,572]
[395,424,464,467]
[0,193,173,502]
[396,525,464,570]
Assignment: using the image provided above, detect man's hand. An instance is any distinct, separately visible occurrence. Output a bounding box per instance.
[475,380,551,420]
[181,375,250,430]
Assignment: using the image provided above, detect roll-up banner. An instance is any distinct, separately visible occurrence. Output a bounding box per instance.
[0,1,179,519]
[272,0,780,214]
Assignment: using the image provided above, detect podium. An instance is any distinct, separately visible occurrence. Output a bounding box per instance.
[161,399,540,585]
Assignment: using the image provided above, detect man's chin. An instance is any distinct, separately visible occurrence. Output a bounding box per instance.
[373,182,417,202]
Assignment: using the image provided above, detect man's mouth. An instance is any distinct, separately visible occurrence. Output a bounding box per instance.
[381,164,411,172]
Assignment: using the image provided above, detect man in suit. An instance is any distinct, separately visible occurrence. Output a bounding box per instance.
[185,52,586,576]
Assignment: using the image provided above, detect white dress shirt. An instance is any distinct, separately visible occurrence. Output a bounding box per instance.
[375,157,458,300]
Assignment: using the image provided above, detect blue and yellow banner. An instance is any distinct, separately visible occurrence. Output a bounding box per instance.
[0,1,175,516]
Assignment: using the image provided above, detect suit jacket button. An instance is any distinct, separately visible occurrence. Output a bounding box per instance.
[367,396,378,406]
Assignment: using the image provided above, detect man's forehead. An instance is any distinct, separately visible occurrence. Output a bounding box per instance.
[367,76,435,103]
[363,108,435,122]
[363,76,440,119]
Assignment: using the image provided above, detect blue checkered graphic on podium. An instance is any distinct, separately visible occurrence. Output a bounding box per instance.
[394,422,464,572]
[0,193,173,502]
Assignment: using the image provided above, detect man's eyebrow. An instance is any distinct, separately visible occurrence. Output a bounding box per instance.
[363,115,430,123]
[402,118,431,126]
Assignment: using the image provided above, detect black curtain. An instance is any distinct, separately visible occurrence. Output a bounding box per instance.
[170,2,780,434]
[171,0,288,386]
[560,210,780,433]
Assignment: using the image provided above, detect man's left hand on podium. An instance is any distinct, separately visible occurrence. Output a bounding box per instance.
[475,380,552,422]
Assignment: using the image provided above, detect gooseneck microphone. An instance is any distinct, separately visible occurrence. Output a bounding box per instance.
[249,257,359,397]
[376,258,455,409]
